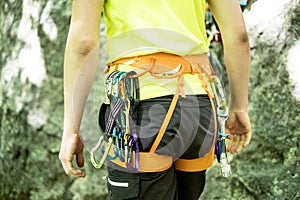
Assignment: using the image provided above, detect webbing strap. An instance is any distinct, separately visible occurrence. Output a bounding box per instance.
[105,98,124,134]
[149,88,180,153]
[107,143,173,172]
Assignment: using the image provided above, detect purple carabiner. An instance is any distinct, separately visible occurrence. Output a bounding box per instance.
[125,134,139,172]
[133,133,139,170]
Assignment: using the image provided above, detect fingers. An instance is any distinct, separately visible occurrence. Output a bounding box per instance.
[59,155,86,178]
[230,134,244,153]
[76,150,85,168]
[225,110,252,154]
[227,134,240,154]
[58,134,86,178]
[227,134,238,154]
[227,130,251,154]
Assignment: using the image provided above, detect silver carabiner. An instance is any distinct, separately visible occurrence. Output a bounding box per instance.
[217,105,229,137]
[106,71,119,98]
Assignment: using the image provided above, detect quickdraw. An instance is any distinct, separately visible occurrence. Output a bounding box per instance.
[211,75,231,177]
[91,70,140,171]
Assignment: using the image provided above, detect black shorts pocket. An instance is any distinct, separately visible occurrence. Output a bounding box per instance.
[107,172,140,200]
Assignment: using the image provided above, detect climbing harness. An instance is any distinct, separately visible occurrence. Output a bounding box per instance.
[91,52,231,175]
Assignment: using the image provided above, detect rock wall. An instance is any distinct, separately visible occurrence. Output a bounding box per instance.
[201,0,300,199]
[0,0,107,199]
[0,0,299,199]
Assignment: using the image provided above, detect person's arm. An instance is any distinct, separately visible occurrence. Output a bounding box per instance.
[59,0,104,178]
[207,0,251,154]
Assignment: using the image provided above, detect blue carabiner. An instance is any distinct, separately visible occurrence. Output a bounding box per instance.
[238,0,248,6]
[113,71,126,84]
[115,131,125,162]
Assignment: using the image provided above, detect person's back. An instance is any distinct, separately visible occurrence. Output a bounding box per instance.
[103,0,213,101]
[103,0,209,63]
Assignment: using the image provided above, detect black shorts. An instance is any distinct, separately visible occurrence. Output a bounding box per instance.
[137,95,215,159]
[103,95,216,200]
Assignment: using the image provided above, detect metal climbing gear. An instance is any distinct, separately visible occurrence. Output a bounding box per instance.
[91,70,140,170]
[238,0,248,6]
[211,76,231,177]
[90,136,113,169]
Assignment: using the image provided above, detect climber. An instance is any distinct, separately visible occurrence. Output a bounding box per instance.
[59,0,252,199]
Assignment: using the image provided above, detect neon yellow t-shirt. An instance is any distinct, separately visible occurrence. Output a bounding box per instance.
[103,0,210,99]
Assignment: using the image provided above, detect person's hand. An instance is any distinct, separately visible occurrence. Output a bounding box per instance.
[58,130,86,178]
[226,109,251,154]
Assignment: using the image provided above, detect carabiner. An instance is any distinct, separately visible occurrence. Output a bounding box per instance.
[113,71,126,84]
[107,127,118,160]
[124,71,138,100]
[124,133,130,164]
[90,136,113,169]
[238,0,248,6]
[115,131,125,162]
[126,135,139,172]
[133,133,139,170]
[217,104,229,137]
[106,70,119,99]
[126,138,135,171]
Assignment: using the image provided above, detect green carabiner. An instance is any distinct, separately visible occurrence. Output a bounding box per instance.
[90,136,113,169]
